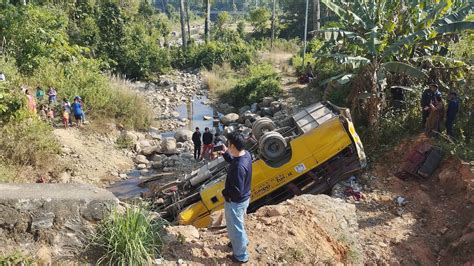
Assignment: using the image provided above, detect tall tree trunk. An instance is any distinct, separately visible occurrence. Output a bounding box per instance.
[179,0,188,50]
[185,0,191,42]
[271,0,276,48]
[313,0,320,31]
[161,0,166,13]
[204,0,211,43]
[232,0,236,12]
[21,0,26,5]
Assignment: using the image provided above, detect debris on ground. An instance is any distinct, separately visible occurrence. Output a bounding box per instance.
[161,194,363,265]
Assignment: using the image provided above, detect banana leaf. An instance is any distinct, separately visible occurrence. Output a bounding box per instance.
[382,61,428,80]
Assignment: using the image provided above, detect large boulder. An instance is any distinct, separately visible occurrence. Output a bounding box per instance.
[161,138,177,154]
[174,129,193,142]
[220,113,239,126]
[134,155,149,165]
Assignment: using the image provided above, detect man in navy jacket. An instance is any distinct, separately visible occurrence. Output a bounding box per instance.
[222,132,252,263]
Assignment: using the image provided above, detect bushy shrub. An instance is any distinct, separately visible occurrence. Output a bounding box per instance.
[173,41,254,70]
[226,63,282,106]
[0,114,60,167]
[92,205,167,265]
[27,58,151,130]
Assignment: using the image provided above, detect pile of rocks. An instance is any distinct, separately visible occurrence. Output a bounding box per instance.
[217,96,295,139]
[129,70,206,132]
[121,128,198,175]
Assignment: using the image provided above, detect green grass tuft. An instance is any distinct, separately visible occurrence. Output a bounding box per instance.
[91,205,168,265]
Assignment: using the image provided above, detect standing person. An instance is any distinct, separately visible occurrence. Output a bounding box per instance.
[47,87,57,104]
[25,89,37,114]
[425,95,445,137]
[71,98,83,127]
[201,127,214,160]
[192,127,202,160]
[63,98,72,126]
[222,132,252,264]
[47,106,55,125]
[35,87,44,102]
[74,96,86,123]
[446,92,460,138]
[62,109,69,129]
[421,84,440,128]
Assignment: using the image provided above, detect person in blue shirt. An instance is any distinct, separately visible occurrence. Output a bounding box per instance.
[221,132,252,264]
[446,92,460,137]
[71,98,83,127]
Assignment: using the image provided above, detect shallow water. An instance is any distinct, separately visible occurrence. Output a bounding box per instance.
[162,95,222,137]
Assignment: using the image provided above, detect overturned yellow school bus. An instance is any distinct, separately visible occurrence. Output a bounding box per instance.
[154,102,366,227]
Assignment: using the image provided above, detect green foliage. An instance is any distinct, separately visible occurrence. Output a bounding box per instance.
[116,133,135,149]
[248,7,271,38]
[358,91,422,156]
[448,34,474,65]
[0,251,34,265]
[216,11,230,31]
[0,5,83,74]
[0,115,60,167]
[291,53,316,74]
[226,63,282,106]
[92,205,168,265]
[237,21,246,38]
[173,40,254,70]
[27,58,152,130]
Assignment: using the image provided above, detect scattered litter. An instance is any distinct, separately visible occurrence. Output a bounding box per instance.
[332,175,365,201]
[395,196,407,206]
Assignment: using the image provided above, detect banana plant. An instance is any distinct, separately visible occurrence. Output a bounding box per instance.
[312,0,474,126]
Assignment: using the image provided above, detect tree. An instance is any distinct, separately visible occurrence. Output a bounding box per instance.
[313,0,320,31]
[217,11,230,31]
[315,0,474,126]
[179,0,187,49]
[248,7,271,37]
[271,0,276,47]
[184,0,191,41]
[205,0,211,43]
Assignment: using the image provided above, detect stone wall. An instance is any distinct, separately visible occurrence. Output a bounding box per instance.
[0,183,118,257]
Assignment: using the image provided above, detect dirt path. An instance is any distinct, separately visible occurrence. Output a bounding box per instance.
[52,127,133,186]
[357,135,474,264]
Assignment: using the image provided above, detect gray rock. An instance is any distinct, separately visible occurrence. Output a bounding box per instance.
[141,146,158,156]
[31,212,55,230]
[151,154,164,162]
[123,131,139,142]
[174,129,193,142]
[161,138,177,154]
[134,155,149,165]
[152,161,163,169]
[171,111,180,118]
[119,173,128,179]
[137,164,147,169]
[251,102,259,113]
[260,96,275,107]
[221,113,239,126]
[239,105,251,114]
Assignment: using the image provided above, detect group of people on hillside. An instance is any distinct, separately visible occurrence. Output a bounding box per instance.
[421,83,459,138]
[24,86,85,128]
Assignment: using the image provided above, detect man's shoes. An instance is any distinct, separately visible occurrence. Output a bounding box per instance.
[226,254,248,264]
[227,242,249,248]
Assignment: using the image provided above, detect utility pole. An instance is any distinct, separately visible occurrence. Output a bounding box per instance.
[271,0,276,48]
[179,0,188,50]
[205,0,211,43]
[302,0,309,68]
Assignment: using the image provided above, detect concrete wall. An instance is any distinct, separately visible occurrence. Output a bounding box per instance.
[0,183,118,257]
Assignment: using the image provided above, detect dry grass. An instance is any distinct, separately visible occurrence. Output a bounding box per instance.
[201,63,239,98]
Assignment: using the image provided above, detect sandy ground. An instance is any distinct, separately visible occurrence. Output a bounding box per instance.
[52,126,133,186]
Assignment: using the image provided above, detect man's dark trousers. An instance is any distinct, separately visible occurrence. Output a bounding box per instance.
[194,145,201,160]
